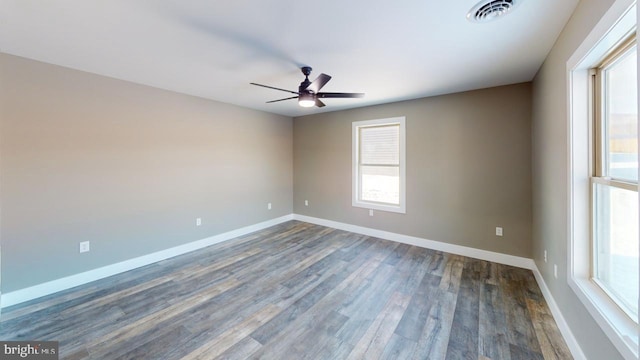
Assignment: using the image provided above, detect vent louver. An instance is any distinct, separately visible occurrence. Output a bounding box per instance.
[467,0,521,22]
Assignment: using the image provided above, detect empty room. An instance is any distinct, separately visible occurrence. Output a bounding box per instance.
[0,0,638,359]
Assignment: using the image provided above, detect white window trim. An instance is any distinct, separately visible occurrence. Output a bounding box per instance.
[352,117,406,214]
[567,2,639,359]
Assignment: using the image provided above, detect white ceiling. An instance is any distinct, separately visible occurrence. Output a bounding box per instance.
[0,0,579,117]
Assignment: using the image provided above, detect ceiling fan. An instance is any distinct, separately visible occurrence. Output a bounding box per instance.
[250,67,365,108]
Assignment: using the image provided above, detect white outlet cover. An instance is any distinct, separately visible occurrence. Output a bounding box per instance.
[79,241,90,253]
[196,218,202,226]
[305,200,309,206]
[496,227,503,236]
[268,203,272,210]
[369,209,374,216]
[554,264,558,279]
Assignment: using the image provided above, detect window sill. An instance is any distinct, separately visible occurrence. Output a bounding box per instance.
[569,276,638,359]
[352,201,406,214]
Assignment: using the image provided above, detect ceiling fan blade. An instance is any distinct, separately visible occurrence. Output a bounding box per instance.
[266,96,298,103]
[305,73,332,93]
[250,83,299,95]
[315,99,326,108]
[317,92,365,98]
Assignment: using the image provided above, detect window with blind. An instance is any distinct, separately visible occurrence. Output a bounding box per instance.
[352,117,406,213]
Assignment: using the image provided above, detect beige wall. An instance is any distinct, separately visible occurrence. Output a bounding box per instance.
[0,53,293,292]
[293,83,533,258]
[531,0,623,359]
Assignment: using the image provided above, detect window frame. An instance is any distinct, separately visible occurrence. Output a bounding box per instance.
[590,34,639,322]
[352,117,406,214]
[567,2,638,358]
[593,36,638,182]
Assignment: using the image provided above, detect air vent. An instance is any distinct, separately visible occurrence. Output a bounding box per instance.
[467,0,521,23]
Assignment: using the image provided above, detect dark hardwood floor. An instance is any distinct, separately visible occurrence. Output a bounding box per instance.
[0,221,572,359]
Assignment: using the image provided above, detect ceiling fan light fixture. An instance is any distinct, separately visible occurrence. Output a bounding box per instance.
[298,93,315,107]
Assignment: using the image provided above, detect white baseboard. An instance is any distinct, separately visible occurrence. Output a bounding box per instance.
[293,214,535,270]
[532,267,586,360]
[293,214,586,360]
[1,215,293,308]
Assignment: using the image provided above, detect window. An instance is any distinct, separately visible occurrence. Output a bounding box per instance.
[592,36,639,320]
[567,2,638,357]
[352,117,406,213]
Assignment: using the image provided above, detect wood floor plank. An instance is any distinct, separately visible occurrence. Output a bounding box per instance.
[179,231,365,354]
[248,244,396,358]
[425,251,448,276]
[383,243,412,266]
[346,291,411,360]
[0,285,102,322]
[250,238,379,345]
[445,258,481,360]
[394,272,442,341]
[249,272,344,344]
[333,262,399,345]
[288,310,350,360]
[181,304,282,360]
[115,325,193,360]
[179,243,346,334]
[212,336,262,360]
[410,289,458,360]
[499,264,544,354]
[393,246,432,296]
[0,221,572,360]
[510,343,545,360]
[380,333,417,360]
[84,277,241,355]
[479,283,511,360]
[526,298,572,360]
[439,254,464,293]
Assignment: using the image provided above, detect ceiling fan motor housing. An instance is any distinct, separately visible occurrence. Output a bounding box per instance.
[299,83,312,93]
[300,67,313,92]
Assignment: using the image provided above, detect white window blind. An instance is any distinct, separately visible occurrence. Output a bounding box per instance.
[360,125,400,166]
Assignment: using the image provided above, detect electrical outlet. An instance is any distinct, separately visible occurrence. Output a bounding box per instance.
[196,218,202,226]
[554,264,558,279]
[268,203,272,210]
[305,200,309,206]
[496,227,503,236]
[79,241,90,253]
[369,209,374,216]
[544,250,547,263]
